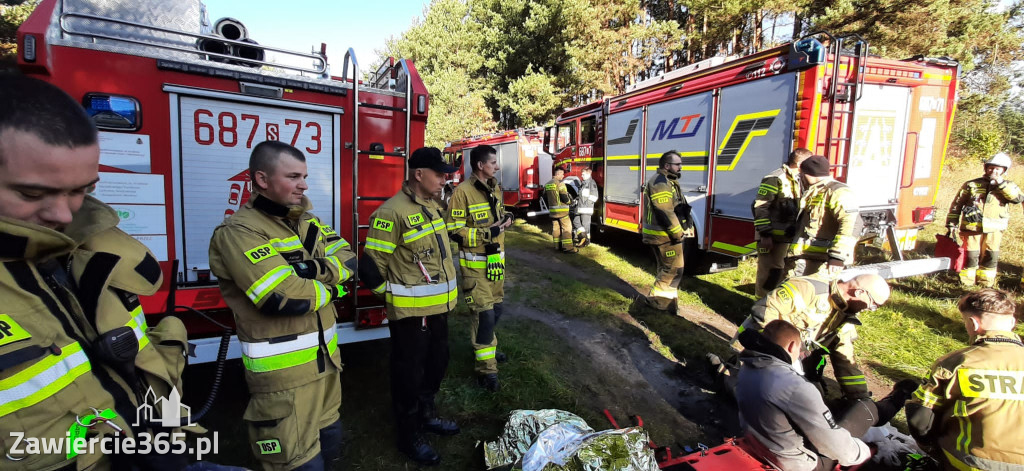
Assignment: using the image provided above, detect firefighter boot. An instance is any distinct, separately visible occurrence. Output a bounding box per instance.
[959,267,977,286]
[420,404,460,436]
[478,373,500,392]
[398,434,441,466]
[873,379,921,425]
[977,268,998,288]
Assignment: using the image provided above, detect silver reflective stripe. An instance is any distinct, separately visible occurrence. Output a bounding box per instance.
[240,324,338,359]
[459,251,505,262]
[577,207,594,214]
[271,237,303,252]
[0,347,89,414]
[388,279,458,297]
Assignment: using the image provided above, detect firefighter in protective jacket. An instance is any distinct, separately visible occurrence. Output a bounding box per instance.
[0,76,193,470]
[209,141,355,470]
[907,289,1024,470]
[642,151,695,311]
[445,145,513,392]
[359,147,461,466]
[733,273,890,401]
[787,155,858,278]
[945,152,1023,287]
[544,166,575,252]
[752,148,810,297]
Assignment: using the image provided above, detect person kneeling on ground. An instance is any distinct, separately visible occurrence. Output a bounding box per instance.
[735,320,916,471]
[906,288,1024,470]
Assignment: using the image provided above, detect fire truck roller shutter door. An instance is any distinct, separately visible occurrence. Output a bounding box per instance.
[177,96,337,281]
[844,84,913,211]
[604,107,645,204]
[711,74,796,219]
[497,142,519,191]
[644,91,715,245]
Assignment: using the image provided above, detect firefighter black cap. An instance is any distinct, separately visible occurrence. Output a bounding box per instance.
[800,154,831,177]
[409,147,457,174]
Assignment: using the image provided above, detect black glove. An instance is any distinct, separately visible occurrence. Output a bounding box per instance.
[802,348,828,384]
[484,243,504,282]
[331,284,347,299]
[500,213,515,226]
[290,260,320,279]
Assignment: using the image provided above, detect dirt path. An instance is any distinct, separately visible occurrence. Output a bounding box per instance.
[509,247,739,343]
[508,246,893,404]
[502,260,741,445]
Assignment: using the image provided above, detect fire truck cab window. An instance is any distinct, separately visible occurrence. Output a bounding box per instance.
[580,117,596,144]
[556,122,575,151]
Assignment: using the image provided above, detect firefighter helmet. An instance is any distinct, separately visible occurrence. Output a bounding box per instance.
[985,152,1012,170]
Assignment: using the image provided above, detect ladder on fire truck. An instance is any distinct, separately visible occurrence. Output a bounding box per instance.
[341,49,414,322]
[819,35,908,261]
[821,34,868,170]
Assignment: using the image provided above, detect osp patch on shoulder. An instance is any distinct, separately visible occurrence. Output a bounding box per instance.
[256,439,282,455]
[0,314,31,347]
[472,210,488,221]
[655,197,669,204]
[822,410,838,429]
[407,213,425,226]
[451,209,466,218]
[372,218,394,232]
[245,243,278,264]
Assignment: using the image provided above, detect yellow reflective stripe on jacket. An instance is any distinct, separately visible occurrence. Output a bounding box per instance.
[312,280,331,310]
[386,279,458,308]
[246,265,294,304]
[271,236,303,252]
[241,325,338,373]
[468,202,489,211]
[365,237,396,254]
[838,375,867,386]
[126,306,150,351]
[642,225,668,236]
[371,282,387,295]
[758,183,779,194]
[475,346,496,361]
[544,184,558,190]
[446,220,466,231]
[403,219,445,243]
[324,238,350,256]
[0,342,90,417]
[650,191,673,200]
[913,386,944,408]
[323,255,352,281]
[953,400,972,454]
[459,251,504,269]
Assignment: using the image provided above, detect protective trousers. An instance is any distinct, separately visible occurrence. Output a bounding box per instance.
[389,313,450,446]
[647,242,684,310]
[245,370,341,471]
[785,257,827,280]
[572,213,592,242]
[463,265,504,375]
[551,216,573,251]
[755,239,789,298]
[961,231,1002,287]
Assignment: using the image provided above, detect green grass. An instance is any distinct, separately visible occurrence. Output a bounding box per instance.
[186,160,1024,468]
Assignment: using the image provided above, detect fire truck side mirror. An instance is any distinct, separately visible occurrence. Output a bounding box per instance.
[543,126,553,154]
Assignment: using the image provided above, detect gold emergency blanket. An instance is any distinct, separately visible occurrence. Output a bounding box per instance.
[482,409,659,471]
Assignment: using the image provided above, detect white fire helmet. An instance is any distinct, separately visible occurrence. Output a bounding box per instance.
[985,152,1012,170]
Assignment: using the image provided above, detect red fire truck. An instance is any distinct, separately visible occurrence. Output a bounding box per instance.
[443,128,552,209]
[17,0,429,362]
[546,34,959,272]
